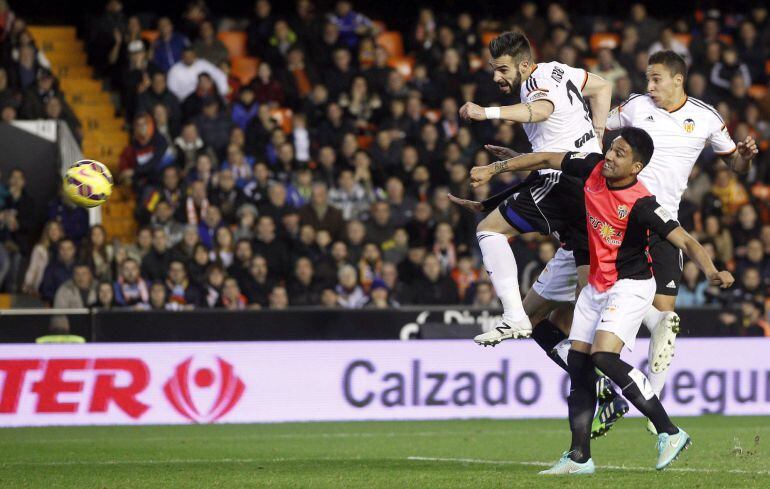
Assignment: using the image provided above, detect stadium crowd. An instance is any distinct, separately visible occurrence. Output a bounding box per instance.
[0,0,769,335]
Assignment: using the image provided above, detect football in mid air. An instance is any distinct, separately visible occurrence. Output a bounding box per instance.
[63,159,114,208]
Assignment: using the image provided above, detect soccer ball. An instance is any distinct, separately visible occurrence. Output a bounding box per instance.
[63,160,114,208]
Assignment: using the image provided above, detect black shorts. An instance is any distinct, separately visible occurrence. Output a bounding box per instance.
[497,172,571,236]
[649,233,683,296]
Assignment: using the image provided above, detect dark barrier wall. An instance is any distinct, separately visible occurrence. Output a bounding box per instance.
[0,307,740,343]
[0,123,60,228]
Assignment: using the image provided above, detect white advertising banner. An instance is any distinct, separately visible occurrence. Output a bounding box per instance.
[0,339,768,427]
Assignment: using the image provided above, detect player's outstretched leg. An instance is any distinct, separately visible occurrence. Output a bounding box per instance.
[643,306,680,434]
[591,350,691,469]
[540,348,596,475]
[473,214,532,346]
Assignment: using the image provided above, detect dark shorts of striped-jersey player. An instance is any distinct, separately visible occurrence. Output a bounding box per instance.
[483,172,589,265]
[648,232,684,296]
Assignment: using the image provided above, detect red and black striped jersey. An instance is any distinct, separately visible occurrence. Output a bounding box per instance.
[561,152,680,292]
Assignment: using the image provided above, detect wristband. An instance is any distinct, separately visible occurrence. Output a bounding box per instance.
[484,107,501,120]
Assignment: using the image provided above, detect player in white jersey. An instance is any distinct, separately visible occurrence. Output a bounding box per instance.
[605,50,757,433]
[453,31,616,382]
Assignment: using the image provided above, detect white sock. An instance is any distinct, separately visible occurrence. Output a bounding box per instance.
[477,231,527,322]
[648,369,668,397]
[642,306,665,333]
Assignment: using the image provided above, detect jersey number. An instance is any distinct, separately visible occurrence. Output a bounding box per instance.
[566,80,592,123]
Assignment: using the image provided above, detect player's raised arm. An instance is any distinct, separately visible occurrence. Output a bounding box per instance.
[459,99,554,123]
[469,152,566,188]
[581,72,612,142]
[724,135,758,174]
[664,227,734,288]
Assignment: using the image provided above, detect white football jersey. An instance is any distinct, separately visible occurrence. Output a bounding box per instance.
[520,61,602,155]
[606,94,737,218]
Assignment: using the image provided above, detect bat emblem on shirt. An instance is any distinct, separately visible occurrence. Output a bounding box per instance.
[617,204,629,220]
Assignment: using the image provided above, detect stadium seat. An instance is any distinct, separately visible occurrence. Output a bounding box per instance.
[673,33,692,46]
[748,85,768,100]
[217,31,247,59]
[231,56,259,84]
[141,30,159,43]
[376,31,404,57]
[481,31,500,48]
[718,34,733,45]
[387,56,414,80]
[270,107,294,133]
[590,32,620,52]
[357,134,373,150]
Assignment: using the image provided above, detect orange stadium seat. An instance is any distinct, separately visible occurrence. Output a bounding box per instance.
[231,56,259,84]
[748,85,768,100]
[673,33,692,46]
[141,30,159,43]
[376,31,404,57]
[357,134,373,150]
[387,56,414,80]
[481,31,500,48]
[217,31,247,59]
[718,33,733,45]
[765,60,770,75]
[270,107,294,133]
[590,32,620,52]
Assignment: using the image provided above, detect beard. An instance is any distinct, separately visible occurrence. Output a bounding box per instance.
[498,70,522,94]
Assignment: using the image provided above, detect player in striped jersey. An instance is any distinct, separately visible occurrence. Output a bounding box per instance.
[605,50,757,434]
[455,31,611,349]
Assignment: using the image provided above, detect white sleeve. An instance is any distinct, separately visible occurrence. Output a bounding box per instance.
[708,116,737,156]
[606,95,639,131]
[166,66,184,100]
[522,75,557,106]
[198,60,230,97]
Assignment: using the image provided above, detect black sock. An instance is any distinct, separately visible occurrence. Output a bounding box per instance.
[591,352,677,435]
[532,319,569,372]
[566,350,596,463]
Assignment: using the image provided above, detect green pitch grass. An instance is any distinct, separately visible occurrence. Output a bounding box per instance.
[1,416,769,488]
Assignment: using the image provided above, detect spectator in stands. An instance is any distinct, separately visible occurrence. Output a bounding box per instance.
[335,263,365,308]
[226,238,252,281]
[287,256,321,305]
[165,259,201,306]
[123,226,152,263]
[210,226,235,267]
[231,86,259,131]
[21,220,63,296]
[409,253,459,305]
[187,243,210,286]
[152,17,190,72]
[362,278,398,308]
[193,20,228,67]
[328,0,371,49]
[44,96,82,143]
[736,21,766,83]
[194,97,233,159]
[121,41,153,121]
[264,19,298,68]
[675,260,708,309]
[736,239,770,285]
[92,280,117,309]
[168,46,229,100]
[170,224,199,263]
[251,62,284,106]
[240,254,272,307]
[181,72,223,121]
[2,167,35,254]
[53,263,96,309]
[146,281,173,310]
[119,112,169,190]
[40,238,77,302]
[246,0,275,58]
[221,276,248,309]
[710,46,751,98]
[268,284,288,309]
[432,222,456,275]
[323,47,357,101]
[197,205,222,249]
[20,68,74,121]
[79,225,114,282]
[141,228,172,281]
[202,263,225,307]
[138,71,183,135]
[471,280,497,308]
[731,204,761,257]
[233,204,258,241]
[299,182,345,241]
[150,200,184,247]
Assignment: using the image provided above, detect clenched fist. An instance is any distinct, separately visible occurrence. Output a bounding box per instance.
[459,102,486,121]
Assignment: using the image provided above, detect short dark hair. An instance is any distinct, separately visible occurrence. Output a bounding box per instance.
[648,50,687,79]
[489,31,532,61]
[619,127,654,167]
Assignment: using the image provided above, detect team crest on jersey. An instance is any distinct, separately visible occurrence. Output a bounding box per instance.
[683,118,695,133]
[617,204,629,220]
